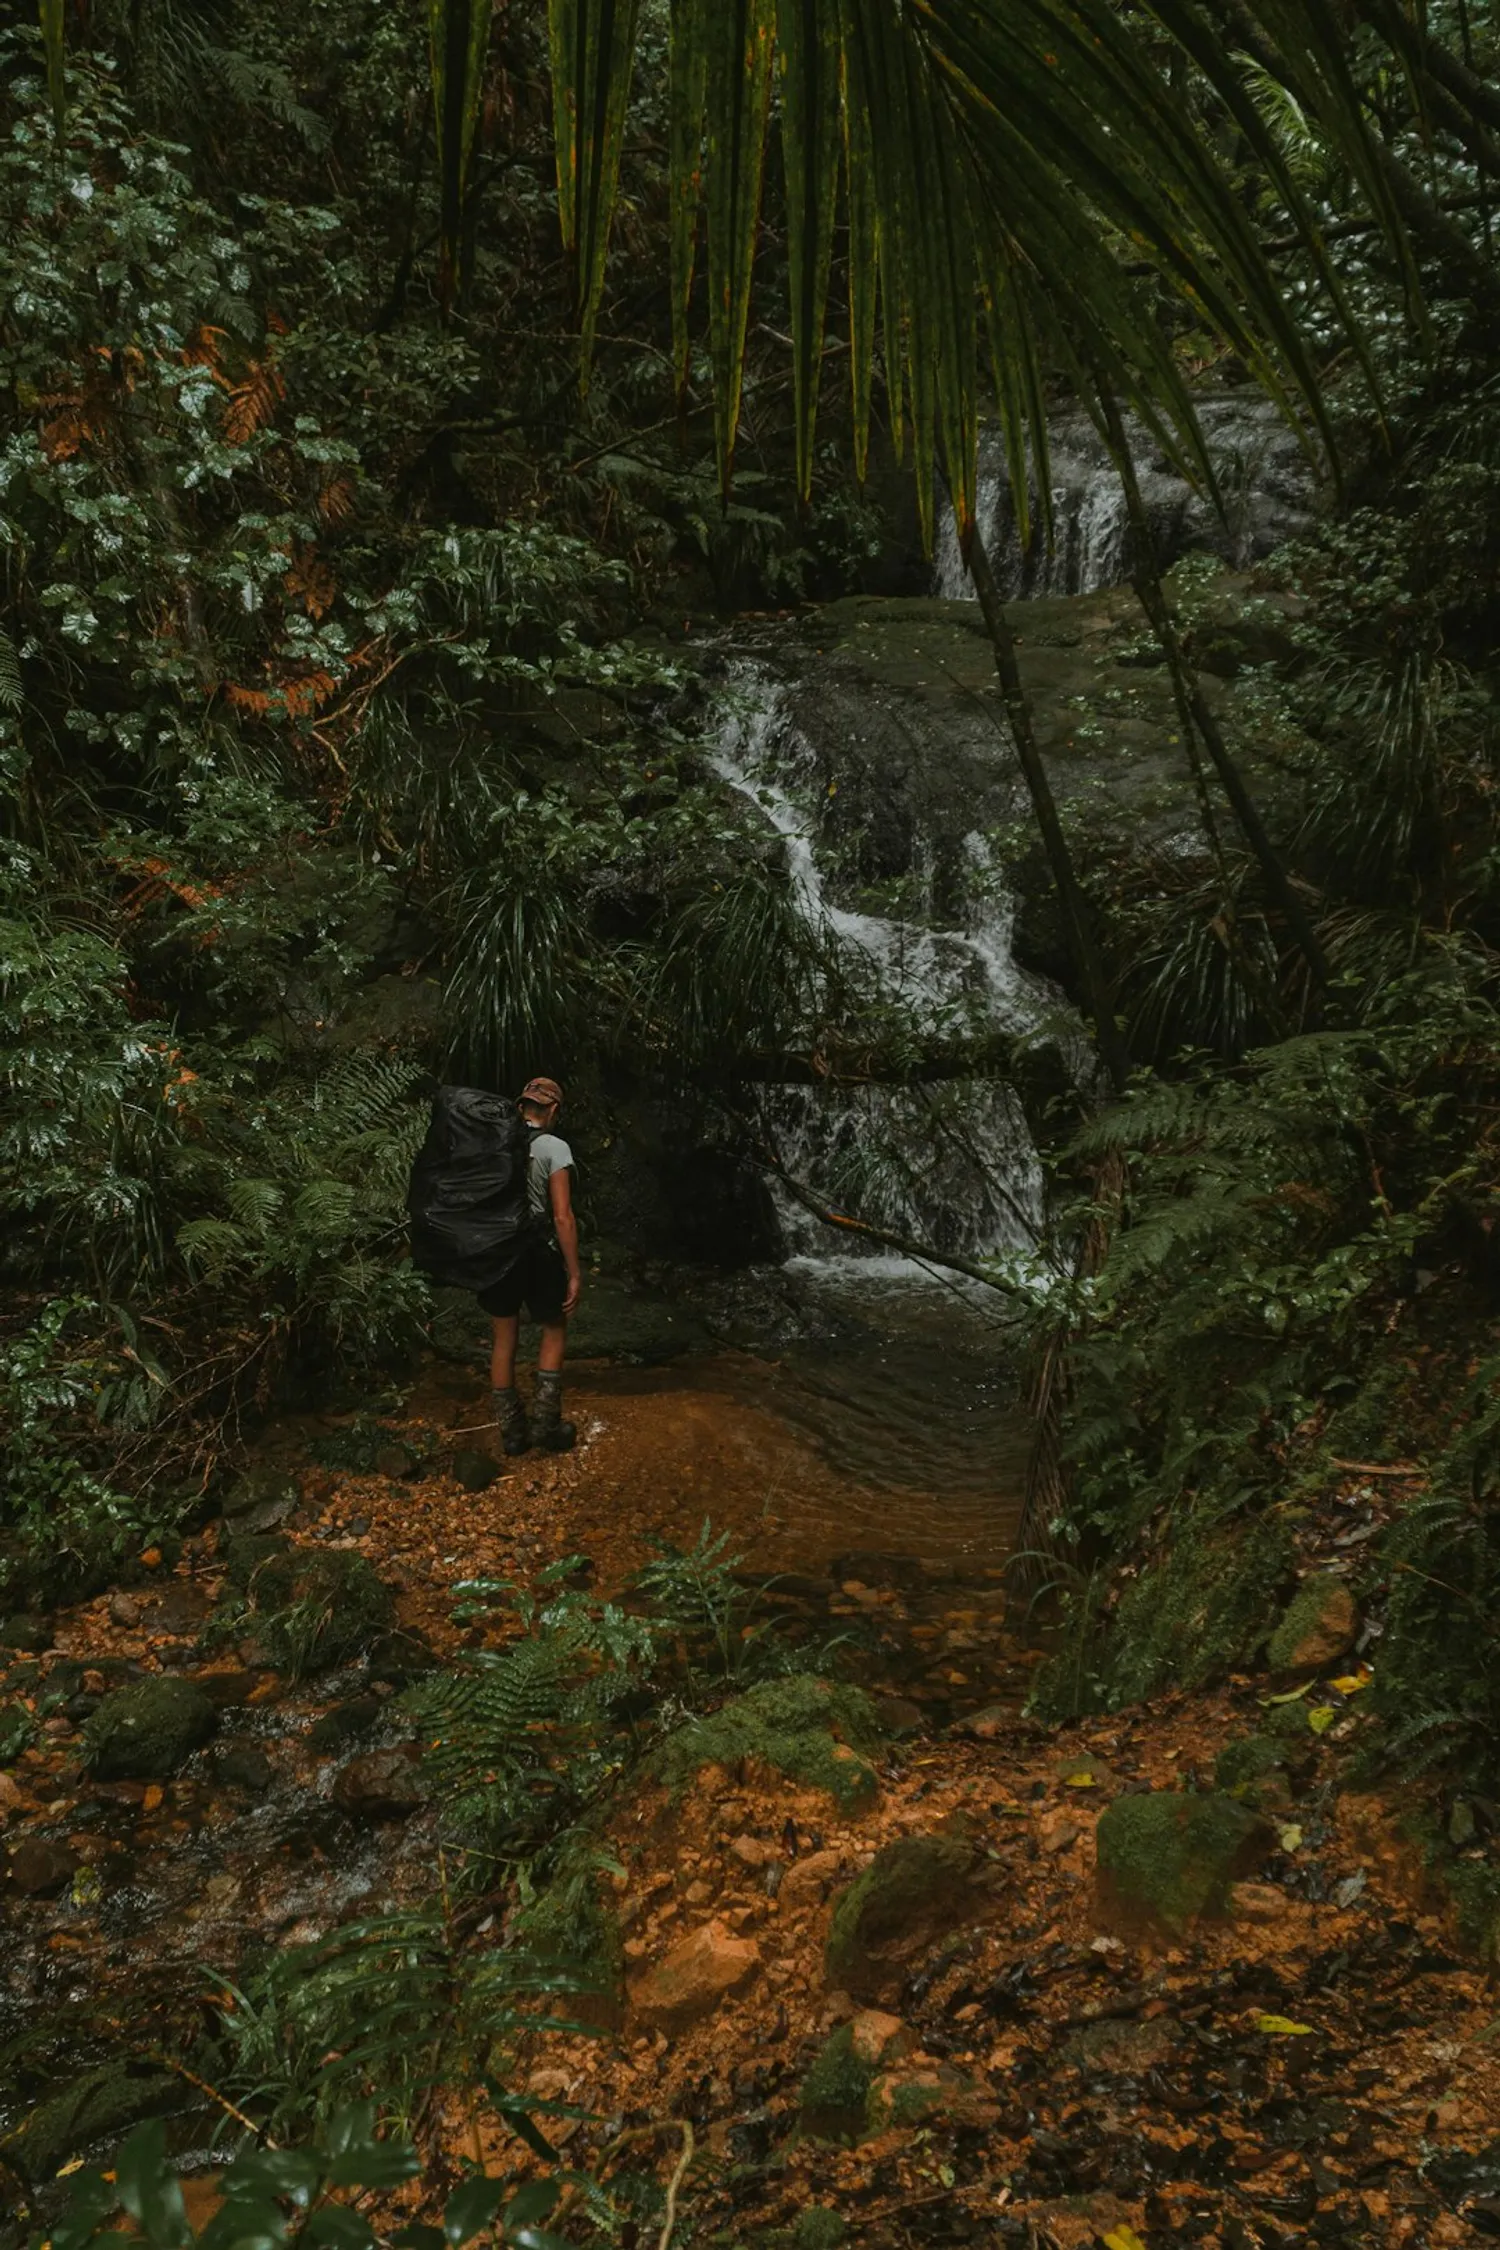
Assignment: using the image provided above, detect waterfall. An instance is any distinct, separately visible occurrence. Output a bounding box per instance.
[713,666,1051,1273]
[932,396,1316,603]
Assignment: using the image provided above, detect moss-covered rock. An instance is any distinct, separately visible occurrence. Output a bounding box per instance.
[1213,1733,1298,1810]
[656,1677,885,1809]
[82,1676,218,1780]
[793,2211,847,2250]
[213,1540,394,1677]
[824,1834,988,2002]
[1095,1792,1274,1936]
[6,2062,183,2185]
[866,2065,999,2133]
[1267,1575,1357,1673]
[799,2024,874,2144]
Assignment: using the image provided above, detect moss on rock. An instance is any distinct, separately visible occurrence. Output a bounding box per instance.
[1267,1574,1357,1673]
[213,1540,394,1677]
[824,1834,986,2002]
[799,2024,874,2143]
[655,1677,884,1809]
[1095,1791,1273,1936]
[82,1677,217,1781]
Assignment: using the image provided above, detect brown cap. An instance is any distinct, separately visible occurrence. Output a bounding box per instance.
[520,1076,564,1110]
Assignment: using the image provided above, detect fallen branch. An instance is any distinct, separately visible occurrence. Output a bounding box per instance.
[759,1153,1026,1295]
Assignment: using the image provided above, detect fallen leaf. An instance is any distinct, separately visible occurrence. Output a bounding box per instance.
[1308,1705,1337,1734]
[1329,1670,1372,1694]
[143,1784,164,1813]
[1102,2228,1148,2250]
[1255,2013,1315,2036]
[1279,1823,1303,1851]
[1264,1683,1312,1706]
[1059,1769,1098,1787]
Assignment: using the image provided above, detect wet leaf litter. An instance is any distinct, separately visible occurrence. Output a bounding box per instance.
[1,1368,1497,2247]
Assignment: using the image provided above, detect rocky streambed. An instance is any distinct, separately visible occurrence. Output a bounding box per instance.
[3,1348,1498,2250]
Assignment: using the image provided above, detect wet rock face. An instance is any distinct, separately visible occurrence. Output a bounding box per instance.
[330,1746,427,1822]
[82,1678,218,1781]
[932,397,1317,602]
[628,1918,761,2033]
[824,1834,990,2003]
[7,1837,78,1897]
[1095,1791,1274,1938]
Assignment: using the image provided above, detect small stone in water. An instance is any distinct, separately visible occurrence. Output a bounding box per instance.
[109,1595,141,1630]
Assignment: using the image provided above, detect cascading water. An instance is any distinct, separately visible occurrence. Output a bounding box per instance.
[932,395,1316,602]
[712,665,1053,1275]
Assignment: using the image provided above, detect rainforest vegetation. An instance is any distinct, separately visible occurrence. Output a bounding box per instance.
[7,0,1500,2238]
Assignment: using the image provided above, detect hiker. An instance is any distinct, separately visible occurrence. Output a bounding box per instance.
[483,1075,581,1456]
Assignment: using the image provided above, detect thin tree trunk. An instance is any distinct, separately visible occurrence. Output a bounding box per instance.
[964,526,1130,1094]
[1095,387,1330,993]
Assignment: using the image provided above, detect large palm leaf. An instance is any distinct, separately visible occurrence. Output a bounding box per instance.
[539,0,1410,534]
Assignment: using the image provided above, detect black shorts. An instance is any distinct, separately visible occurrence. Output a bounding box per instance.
[477,1237,569,1322]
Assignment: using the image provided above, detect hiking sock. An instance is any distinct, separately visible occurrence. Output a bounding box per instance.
[491,1385,530,1456]
[530,1370,577,1453]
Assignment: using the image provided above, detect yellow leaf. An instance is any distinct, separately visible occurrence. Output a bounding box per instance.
[1279,1823,1303,1851]
[1061,1769,1098,1787]
[1102,2228,1148,2250]
[1308,1705,1337,1734]
[1256,2013,1315,2036]
[1264,1683,1312,1706]
[1329,1671,1371,1694]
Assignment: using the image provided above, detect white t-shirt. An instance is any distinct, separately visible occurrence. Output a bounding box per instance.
[527,1130,573,1221]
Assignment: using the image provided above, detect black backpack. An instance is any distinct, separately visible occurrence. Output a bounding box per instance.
[406,1084,535,1292]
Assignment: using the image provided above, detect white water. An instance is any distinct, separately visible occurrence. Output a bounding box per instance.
[932,397,1315,603]
[713,667,1053,1276]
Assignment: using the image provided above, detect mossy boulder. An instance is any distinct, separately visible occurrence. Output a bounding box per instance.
[656,1677,885,1810]
[82,1677,218,1781]
[6,2062,183,2186]
[1214,1733,1298,1810]
[1267,1575,1358,1673]
[793,2212,847,2250]
[866,2065,999,2133]
[1095,1791,1274,1936]
[214,1540,394,1677]
[824,1834,989,2002]
[799,2025,875,2144]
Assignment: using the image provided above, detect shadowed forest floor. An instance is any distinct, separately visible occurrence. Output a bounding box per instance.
[3,1358,1497,2249]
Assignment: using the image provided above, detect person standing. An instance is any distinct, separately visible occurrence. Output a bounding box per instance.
[482,1076,581,1454]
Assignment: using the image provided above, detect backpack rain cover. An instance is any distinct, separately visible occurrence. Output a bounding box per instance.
[407,1085,534,1292]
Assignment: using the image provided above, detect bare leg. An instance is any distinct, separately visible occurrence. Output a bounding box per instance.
[537,1319,567,1374]
[490,1315,519,1389]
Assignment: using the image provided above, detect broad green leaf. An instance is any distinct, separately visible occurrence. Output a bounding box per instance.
[444,2176,511,2243]
[428,0,491,306]
[114,2125,189,2250]
[504,2183,562,2232]
[303,2210,377,2250]
[777,0,841,500]
[548,0,645,372]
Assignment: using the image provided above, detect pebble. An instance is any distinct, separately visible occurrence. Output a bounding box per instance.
[108,1594,141,1629]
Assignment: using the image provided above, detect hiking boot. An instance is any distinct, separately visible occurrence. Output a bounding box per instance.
[530,1370,577,1453]
[492,1385,530,1456]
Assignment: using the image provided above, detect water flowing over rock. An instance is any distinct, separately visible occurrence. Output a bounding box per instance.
[711,641,1067,1270]
[932,396,1317,603]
